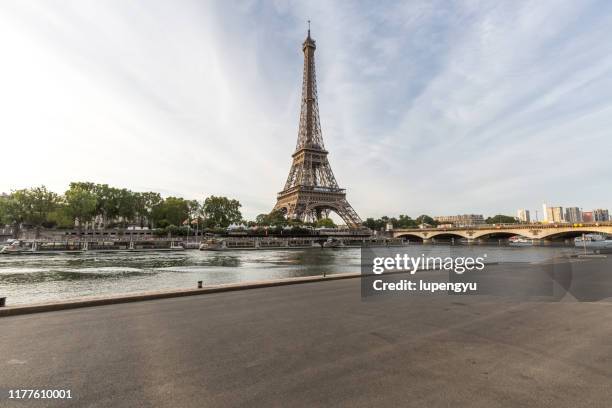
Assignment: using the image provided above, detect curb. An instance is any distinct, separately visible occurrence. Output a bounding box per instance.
[0,272,361,318]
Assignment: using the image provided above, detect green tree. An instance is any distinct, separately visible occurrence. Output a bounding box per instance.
[316,217,336,228]
[93,184,121,228]
[13,186,59,237]
[0,194,26,237]
[139,192,163,228]
[64,185,98,234]
[202,196,243,228]
[396,214,417,228]
[363,217,385,231]
[255,209,287,226]
[416,214,437,226]
[485,214,518,224]
[152,197,190,228]
[116,188,137,228]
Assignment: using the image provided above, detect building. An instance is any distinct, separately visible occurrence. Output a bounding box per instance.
[594,209,610,222]
[433,214,485,227]
[517,209,530,223]
[582,211,594,222]
[565,207,582,223]
[543,204,564,223]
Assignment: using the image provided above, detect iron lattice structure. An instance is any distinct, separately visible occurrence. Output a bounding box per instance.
[273,30,362,228]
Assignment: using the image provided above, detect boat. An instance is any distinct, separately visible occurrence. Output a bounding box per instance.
[574,234,612,249]
[323,237,344,248]
[199,237,321,251]
[509,236,534,247]
[0,240,33,254]
[169,242,186,251]
[182,241,201,249]
[199,239,227,251]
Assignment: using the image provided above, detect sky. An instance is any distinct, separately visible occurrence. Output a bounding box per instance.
[1,0,611,221]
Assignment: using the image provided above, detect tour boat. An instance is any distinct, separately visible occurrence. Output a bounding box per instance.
[0,240,32,254]
[199,237,321,251]
[509,236,534,247]
[574,234,612,249]
[323,237,344,248]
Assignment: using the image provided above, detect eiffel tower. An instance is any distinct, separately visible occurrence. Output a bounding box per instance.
[273,26,362,228]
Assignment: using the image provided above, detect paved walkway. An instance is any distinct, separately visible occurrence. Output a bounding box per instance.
[1,262,612,407]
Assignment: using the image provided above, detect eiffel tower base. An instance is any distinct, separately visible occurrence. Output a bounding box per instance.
[274,188,362,228]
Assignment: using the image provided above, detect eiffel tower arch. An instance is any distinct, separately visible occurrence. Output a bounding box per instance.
[273,28,362,228]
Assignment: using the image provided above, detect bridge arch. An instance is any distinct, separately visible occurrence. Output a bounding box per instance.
[471,231,531,240]
[395,233,425,242]
[538,229,607,240]
[426,231,472,240]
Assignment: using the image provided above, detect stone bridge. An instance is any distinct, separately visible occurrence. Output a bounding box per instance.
[391,222,612,242]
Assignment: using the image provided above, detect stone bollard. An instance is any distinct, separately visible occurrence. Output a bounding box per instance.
[0,297,6,307]
[197,281,203,289]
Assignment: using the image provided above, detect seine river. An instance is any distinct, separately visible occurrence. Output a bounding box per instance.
[0,245,580,305]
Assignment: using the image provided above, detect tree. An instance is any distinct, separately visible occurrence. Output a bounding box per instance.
[93,184,121,228]
[0,193,26,237]
[316,217,336,228]
[255,209,287,226]
[396,214,417,228]
[416,214,437,226]
[139,192,163,228]
[151,197,190,228]
[116,188,137,228]
[202,196,243,228]
[485,215,518,224]
[11,186,59,237]
[363,217,386,231]
[64,185,98,234]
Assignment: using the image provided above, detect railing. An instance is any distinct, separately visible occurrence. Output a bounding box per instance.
[394,221,612,232]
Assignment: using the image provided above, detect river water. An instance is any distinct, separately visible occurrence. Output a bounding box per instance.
[0,245,580,305]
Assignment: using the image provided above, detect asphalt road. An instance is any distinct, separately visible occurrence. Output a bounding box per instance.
[2,259,612,407]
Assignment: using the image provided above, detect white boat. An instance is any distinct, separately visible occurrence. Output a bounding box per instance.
[0,240,32,254]
[199,239,226,251]
[575,234,612,249]
[509,236,533,247]
[323,238,344,248]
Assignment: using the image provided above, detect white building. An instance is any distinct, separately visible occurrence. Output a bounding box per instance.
[543,204,564,223]
[517,209,530,223]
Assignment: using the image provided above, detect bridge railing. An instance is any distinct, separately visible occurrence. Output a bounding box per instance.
[393,221,612,232]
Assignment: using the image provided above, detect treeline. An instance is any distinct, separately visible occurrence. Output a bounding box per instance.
[0,183,243,237]
[363,215,437,230]
[0,183,339,238]
[364,214,518,230]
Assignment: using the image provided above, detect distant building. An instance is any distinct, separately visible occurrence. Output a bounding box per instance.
[543,204,564,223]
[517,209,530,223]
[594,209,610,222]
[565,207,582,223]
[434,214,485,227]
[582,211,594,222]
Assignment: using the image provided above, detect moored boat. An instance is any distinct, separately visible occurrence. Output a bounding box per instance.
[509,236,534,247]
[575,234,612,249]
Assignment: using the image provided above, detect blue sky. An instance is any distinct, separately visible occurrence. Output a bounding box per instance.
[1,0,611,220]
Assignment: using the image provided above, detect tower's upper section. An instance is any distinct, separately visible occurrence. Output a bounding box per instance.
[295,29,325,152]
